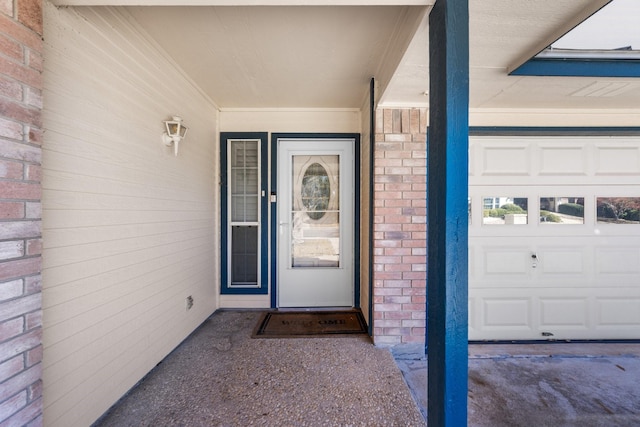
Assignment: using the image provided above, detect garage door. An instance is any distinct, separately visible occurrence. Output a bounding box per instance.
[469,136,640,341]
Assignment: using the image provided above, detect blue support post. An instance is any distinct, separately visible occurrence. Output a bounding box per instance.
[427,0,469,426]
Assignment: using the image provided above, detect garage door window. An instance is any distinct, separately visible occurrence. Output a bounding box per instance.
[483,197,528,225]
[540,197,584,224]
[597,197,640,224]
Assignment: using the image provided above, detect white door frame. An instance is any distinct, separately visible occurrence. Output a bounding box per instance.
[272,135,359,308]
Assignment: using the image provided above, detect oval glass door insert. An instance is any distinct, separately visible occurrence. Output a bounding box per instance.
[291,156,340,268]
[301,163,330,220]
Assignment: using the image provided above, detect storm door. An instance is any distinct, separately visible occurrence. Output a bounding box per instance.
[277,138,354,307]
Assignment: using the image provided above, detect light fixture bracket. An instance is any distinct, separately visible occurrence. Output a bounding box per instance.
[162,116,188,156]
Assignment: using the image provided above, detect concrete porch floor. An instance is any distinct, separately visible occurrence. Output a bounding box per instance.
[94,310,640,426]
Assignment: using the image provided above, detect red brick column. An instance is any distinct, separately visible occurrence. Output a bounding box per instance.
[372,108,427,346]
[0,0,43,425]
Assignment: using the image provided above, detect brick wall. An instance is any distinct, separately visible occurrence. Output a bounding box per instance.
[372,108,427,346]
[0,0,43,425]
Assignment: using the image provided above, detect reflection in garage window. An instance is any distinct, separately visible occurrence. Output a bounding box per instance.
[540,197,584,224]
[483,197,528,225]
[597,197,640,224]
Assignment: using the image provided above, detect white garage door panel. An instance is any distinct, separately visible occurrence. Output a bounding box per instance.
[471,288,640,340]
[469,297,477,333]
[595,145,640,175]
[470,137,640,186]
[483,298,531,330]
[482,298,532,333]
[595,247,640,275]
[472,240,590,288]
[482,145,530,176]
[539,298,589,329]
[597,296,640,328]
[484,249,530,275]
[538,145,587,176]
[470,136,640,341]
[538,248,585,275]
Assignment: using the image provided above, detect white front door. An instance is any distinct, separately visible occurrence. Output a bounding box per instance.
[277,138,354,307]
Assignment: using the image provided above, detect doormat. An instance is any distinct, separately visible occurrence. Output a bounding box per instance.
[252,310,368,338]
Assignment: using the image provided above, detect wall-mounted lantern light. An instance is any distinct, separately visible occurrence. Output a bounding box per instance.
[162,116,188,156]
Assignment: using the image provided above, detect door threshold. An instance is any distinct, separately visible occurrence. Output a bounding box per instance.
[275,307,358,312]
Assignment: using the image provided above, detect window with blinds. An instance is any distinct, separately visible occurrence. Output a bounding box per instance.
[229,139,260,287]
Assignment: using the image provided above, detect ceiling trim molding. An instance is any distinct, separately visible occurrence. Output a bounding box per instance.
[218,107,362,112]
[377,101,429,108]
[51,0,434,6]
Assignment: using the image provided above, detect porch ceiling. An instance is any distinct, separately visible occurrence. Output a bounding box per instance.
[55,0,640,111]
[382,0,640,109]
[125,4,427,109]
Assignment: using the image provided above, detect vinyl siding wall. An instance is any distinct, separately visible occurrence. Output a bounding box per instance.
[42,4,219,426]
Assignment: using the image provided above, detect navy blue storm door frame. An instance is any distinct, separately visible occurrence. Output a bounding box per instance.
[220,132,269,295]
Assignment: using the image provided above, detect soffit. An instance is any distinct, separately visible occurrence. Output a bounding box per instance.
[382,0,640,110]
[470,0,640,109]
[69,0,640,111]
[126,5,426,109]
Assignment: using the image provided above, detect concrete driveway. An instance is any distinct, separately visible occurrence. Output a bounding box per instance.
[395,342,640,426]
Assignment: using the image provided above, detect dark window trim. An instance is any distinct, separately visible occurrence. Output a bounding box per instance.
[220,132,269,295]
[270,133,361,309]
[510,58,640,78]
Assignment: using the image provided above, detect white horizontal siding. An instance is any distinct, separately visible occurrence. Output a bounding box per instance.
[470,108,640,127]
[42,4,219,427]
[219,108,361,133]
[219,294,270,309]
